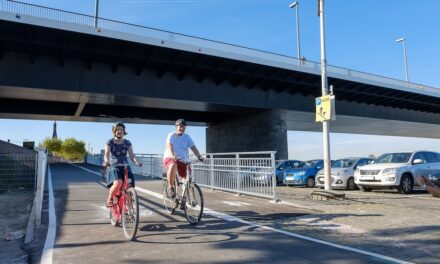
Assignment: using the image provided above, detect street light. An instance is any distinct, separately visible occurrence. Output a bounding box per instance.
[94,0,99,28]
[396,37,409,82]
[289,1,301,65]
[318,0,332,191]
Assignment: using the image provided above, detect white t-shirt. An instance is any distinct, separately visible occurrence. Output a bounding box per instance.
[163,132,195,162]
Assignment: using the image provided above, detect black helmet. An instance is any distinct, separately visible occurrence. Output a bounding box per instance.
[112,121,127,135]
[175,118,187,126]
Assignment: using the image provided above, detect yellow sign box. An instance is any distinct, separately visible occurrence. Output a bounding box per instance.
[315,95,335,122]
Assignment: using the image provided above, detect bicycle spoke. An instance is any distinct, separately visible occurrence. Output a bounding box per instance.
[162,180,176,214]
[184,183,204,225]
[122,188,139,240]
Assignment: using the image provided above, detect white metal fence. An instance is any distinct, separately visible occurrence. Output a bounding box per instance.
[192,152,277,200]
[86,153,163,178]
[86,151,278,200]
[25,149,48,243]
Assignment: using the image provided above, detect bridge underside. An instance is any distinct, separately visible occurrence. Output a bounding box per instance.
[1,13,440,159]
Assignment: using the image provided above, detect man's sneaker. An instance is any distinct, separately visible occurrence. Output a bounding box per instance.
[180,197,186,210]
[168,187,176,198]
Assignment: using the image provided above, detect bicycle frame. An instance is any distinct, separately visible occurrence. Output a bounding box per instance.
[111,165,130,224]
[108,163,139,240]
[163,158,204,224]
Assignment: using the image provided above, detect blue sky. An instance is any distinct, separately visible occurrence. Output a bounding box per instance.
[1,0,440,160]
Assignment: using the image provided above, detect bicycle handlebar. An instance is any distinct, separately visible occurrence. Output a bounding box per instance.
[103,162,142,168]
[176,157,204,165]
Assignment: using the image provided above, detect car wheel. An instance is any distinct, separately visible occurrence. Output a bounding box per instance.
[346,177,357,191]
[359,186,372,192]
[306,177,315,188]
[398,174,413,194]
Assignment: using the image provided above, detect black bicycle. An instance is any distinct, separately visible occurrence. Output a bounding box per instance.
[162,159,204,225]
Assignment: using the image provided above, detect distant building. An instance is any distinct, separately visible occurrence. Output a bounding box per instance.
[52,121,58,139]
[0,139,36,154]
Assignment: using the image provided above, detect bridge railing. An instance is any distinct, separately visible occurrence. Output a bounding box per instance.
[1,0,438,95]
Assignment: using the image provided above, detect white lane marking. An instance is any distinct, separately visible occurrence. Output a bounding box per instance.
[73,165,413,264]
[72,165,154,217]
[222,201,250,206]
[135,189,413,264]
[41,165,56,264]
[70,164,101,175]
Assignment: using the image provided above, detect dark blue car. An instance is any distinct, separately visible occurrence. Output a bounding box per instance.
[283,159,324,187]
[275,160,305,185]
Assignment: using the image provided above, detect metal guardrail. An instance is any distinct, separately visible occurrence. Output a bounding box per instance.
[192,151,277,200]
[1,0,438,95]
[86,153,163,178]
[0,153,37,191]
[87,151,278,200]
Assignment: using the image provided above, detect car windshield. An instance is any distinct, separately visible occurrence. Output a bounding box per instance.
[375,153,411,163]
[305,160,320,168]
[331,159,356,168]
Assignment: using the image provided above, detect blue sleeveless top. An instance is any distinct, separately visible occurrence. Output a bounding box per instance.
[106,139,132,164]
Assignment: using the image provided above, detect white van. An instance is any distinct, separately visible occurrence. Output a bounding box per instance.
[354,151,440,194]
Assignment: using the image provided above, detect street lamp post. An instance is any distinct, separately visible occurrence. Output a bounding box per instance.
[94,0,99,28]
[289,2,301,65]
[396,37,409,82]
[318,0,332,191]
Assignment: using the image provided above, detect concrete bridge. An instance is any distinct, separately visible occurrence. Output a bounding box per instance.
[1,0,440,159]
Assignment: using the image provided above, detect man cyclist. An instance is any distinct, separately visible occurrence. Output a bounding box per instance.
[163,118,203,198]
[103,121,142,207]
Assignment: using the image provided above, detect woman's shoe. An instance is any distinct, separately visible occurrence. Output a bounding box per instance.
[106,199,113,207]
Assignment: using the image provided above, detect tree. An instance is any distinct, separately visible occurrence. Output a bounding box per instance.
[62,137,86,162]
[42,137,62,156]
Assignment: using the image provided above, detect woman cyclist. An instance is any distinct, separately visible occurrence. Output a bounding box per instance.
[103,121,142,207]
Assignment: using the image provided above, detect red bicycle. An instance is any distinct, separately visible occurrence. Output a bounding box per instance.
[106,163,139,240]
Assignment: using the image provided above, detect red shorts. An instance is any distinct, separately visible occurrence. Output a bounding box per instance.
[164,158,188,178]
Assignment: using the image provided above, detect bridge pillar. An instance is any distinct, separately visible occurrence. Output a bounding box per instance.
[206,110,288,160]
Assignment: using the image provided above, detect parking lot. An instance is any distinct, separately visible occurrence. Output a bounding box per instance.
[273,186,440,263]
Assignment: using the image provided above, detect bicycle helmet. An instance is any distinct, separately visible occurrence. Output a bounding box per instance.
[112,121,127,135]
[175,118,187,126]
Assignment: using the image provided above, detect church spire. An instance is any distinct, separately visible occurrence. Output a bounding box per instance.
[52,121,58,139]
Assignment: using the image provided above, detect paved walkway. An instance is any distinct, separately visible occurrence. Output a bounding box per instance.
[31,163,417,264]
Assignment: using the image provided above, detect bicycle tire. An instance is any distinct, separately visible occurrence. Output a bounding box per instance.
[122,187,139,241]
[162,179,176,214]
[184,183,204,225]
[109,203,119,227]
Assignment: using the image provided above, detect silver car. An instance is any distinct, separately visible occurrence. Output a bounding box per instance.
[354,151,440,194]
[316,157,373,190]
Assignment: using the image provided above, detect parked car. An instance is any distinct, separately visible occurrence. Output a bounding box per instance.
[274,160,305,185]
[316,157,373,190]
[428,170,440,187]
[354,151,440,194]
[283,159,323,187]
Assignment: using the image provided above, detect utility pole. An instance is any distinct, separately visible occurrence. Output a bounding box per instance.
[318,0,332,191]
[94,0,99,28]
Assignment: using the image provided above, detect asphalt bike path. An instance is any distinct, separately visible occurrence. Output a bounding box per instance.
[41,163,413,264]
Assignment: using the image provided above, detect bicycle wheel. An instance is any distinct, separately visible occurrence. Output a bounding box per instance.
[109,203,119,227]
[162,179,176,214]
[184,183,204,225]
[122,187,139,241]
